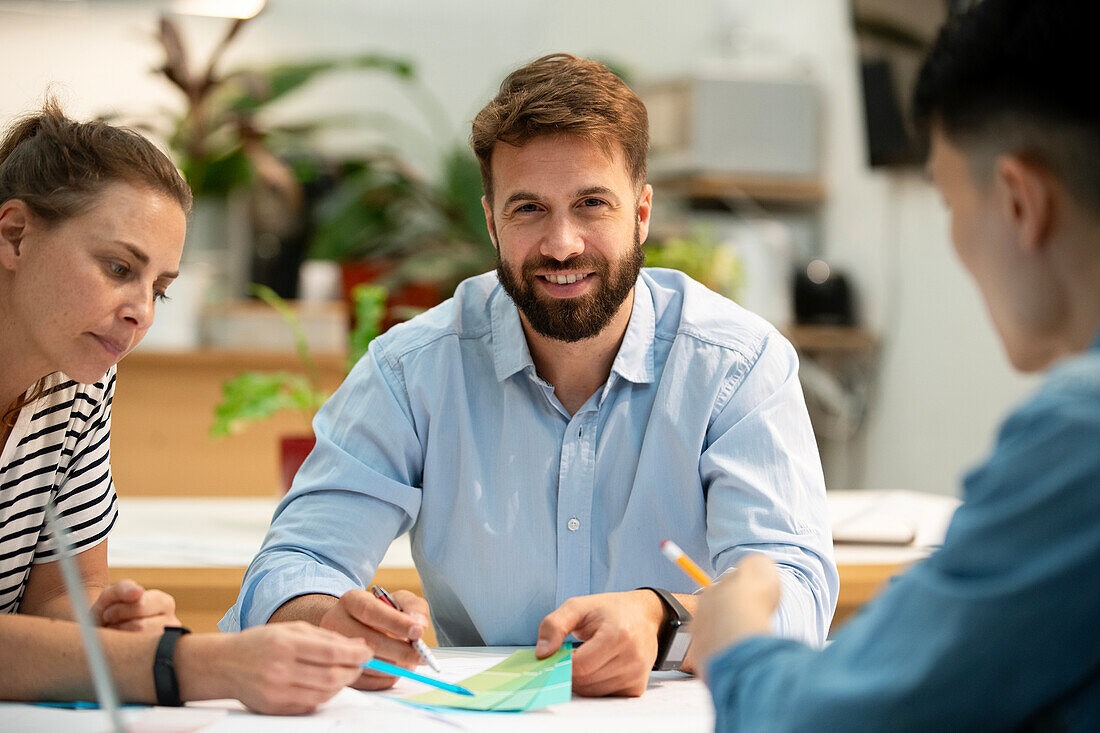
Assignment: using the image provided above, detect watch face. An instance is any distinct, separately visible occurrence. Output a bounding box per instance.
[667,630,692,665]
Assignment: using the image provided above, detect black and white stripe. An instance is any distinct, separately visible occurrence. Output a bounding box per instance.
[0,368,118,614]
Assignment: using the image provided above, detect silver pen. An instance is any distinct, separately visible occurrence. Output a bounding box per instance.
[370,585,442,673]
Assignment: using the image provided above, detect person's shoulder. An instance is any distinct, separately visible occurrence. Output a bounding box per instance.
[1041,346,1100,400]
[371,272,497,364]
[1009,348,1100,430]
[977,348,1100,494]
[955,347,1100,536]
[644,268,784,360]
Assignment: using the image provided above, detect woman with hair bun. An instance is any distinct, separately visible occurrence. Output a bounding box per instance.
[0,101,370,714]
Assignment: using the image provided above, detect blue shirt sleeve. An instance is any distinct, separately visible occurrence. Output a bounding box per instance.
[702,333,838,646]
[705,366,1100,731]
[220,342,422,631]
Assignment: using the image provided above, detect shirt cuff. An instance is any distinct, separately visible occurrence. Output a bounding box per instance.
[769,565,828,646]
[219,561,361,631]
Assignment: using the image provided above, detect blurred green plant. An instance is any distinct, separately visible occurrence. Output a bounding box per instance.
[150,14,414,214]
[210,283,387,437]
[645,230,744,302]
[307,141,495,301]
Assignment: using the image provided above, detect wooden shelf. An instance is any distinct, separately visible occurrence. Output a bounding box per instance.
[784,325,877,353]
[653,173,826,204]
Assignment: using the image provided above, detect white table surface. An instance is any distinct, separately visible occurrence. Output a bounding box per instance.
[0,648,713,733]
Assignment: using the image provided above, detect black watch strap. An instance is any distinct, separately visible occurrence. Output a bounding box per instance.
[638,587,692,671]
[153,625,191,706]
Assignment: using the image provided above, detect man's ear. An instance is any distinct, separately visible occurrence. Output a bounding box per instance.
[0,199,31,272]
[482,195,498,250]
[994,155,1055,253]
[636,184,654,246]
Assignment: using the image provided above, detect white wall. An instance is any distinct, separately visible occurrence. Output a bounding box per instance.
[722,0,1037,494]
[0,0,1036,496]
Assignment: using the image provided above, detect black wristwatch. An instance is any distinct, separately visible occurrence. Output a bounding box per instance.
[638,587,692,671]
[153,625,192,706]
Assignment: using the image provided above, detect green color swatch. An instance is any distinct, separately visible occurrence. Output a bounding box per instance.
[402,647,572,712]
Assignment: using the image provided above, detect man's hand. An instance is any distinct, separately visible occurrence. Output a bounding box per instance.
[535,590,665,697]
[318,589,430,691]
[91,579,181,632]
[178,621,371,715]
[692,554,780,678]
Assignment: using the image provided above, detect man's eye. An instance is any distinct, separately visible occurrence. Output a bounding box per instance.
[515,203,539,213]
[108,262,130,278]
[581,198,606,208]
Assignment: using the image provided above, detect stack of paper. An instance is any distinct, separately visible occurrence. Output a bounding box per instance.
[402,647,572,712]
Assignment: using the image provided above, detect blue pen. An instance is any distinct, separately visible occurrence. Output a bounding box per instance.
[362,659,475,696]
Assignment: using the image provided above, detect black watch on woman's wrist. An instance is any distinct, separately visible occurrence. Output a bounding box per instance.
[637,587,692,671]
[153,625,192,706]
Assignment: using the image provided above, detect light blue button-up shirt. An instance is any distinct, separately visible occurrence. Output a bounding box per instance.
[221,269,838,646]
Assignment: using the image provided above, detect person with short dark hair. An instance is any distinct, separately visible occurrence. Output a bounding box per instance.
[0,101,372,713]
[224,54,838,698]
[693,0,1100,729]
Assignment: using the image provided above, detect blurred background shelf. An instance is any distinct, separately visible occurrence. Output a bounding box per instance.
[653,173,826,205]
[785,325,878,353]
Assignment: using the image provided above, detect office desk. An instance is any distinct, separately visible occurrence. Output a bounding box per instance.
[0,647,713,732]
[108,491,960,634]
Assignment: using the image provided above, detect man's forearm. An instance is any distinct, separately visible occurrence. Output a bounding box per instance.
[267,593,340,626]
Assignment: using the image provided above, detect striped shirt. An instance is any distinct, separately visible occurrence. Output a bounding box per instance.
[0,367,118,614]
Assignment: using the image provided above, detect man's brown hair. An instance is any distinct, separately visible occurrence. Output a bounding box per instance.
[470,53,649,204]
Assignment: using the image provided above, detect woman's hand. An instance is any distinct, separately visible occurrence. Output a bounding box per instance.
[91,579,181,631]
[691,554,781,678]
[178,622,372,715]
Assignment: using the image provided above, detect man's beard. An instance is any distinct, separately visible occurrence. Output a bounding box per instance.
[496,223,645,343]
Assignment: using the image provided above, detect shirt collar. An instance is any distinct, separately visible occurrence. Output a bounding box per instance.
[609,275,657,384]
[488,275,657,385]
[490,283,536,382]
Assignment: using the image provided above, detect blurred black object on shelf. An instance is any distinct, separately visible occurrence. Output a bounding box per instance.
[794,259,856,326]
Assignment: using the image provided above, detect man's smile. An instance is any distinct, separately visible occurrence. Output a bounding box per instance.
[538,272,591,285]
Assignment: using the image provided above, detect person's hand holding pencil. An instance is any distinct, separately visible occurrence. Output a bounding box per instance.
[317,587,432,691]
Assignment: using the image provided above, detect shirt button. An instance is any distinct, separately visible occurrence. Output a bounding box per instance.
[567,517,581,532]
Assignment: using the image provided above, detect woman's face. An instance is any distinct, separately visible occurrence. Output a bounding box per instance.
[2,181,187,383]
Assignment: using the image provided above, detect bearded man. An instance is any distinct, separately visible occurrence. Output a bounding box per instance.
[223,53,837,698]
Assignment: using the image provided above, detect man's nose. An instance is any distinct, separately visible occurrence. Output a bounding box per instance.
[540,213,585,262]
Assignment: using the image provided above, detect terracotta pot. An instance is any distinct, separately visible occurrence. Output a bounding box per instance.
[340,260,442,332]
[279,434,316,494]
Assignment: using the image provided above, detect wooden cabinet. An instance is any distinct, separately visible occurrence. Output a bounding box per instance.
[111,349,346,498]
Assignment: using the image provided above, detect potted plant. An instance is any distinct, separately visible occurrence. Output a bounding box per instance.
[308,144,495,329]
[136,14,416,299]
[211,283,386,492]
